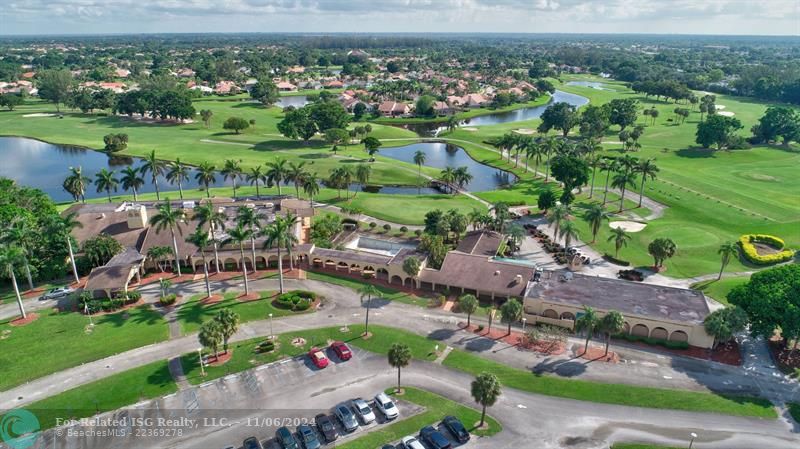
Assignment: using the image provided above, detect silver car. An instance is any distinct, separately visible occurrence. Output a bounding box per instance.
[350,398,376,424]
[334,405,359,432]
[40,286,74,300]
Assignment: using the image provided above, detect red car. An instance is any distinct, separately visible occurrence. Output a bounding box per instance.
[308,348,329,369]
[330,341,352,361]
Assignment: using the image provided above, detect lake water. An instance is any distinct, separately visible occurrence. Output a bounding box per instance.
[379,142,516,192]
[275,95,309,108]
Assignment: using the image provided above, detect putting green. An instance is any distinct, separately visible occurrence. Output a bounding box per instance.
[649,226,723,249]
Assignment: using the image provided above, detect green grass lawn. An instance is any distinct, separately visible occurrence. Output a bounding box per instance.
[176,290,310,334]
[0,305,169,391]
[306,271,428,306]
[338,387,501,449]
[17,360,176,430]
[443,349,775,418]
[691,276,751,306]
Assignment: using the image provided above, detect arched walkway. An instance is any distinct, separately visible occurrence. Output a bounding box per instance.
[631,324,649,337]
[543,309,558,319]
[390,275,403,285]
[560,312,575,321]
[650,327,668,340]
[669,330,689,343]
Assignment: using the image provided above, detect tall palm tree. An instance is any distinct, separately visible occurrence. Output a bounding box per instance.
[543,137,558,182]
[266,158,289,196]
[246,165,266,198]
[280,213,299,271]
[287,161,309,198]
[600,310,625,356]
[454,166,473,190]
[329,166,353,199]
[439,167,457,194]
[221,159,242,199]
[600,157,619,205]
[236,206,264,274]
[388,343,411,393]
[548,204,569,241]
[94,168,119,203]
[150,200,186,276]
[586,154,602,199]
[186,229,213,298]
[607,226,631,258]
[140,150,166,201]
[524,139,541,174]
[413,150,426,194]
[194,200,226,273]
[166,159,190,201]
[358,283,381,336]
[354,164,371,196]
[302,175,320,210]
[0,246,25,319]
[471,372,501,428]
[120,166,144,201]
[51,212,82,283]
[717,242,739,280]
[635,158,659,208]
[63,166,90,203]
[195,162,217,198]
[223,225,252,296]
[1,220,35,290]
[263,214,295,294]
[583,203,610,243]
[559,219,579,248]
[611,170,638,213]
[576,306,599,355]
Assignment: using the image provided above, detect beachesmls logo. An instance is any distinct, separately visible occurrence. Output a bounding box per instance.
[0,409,40,449]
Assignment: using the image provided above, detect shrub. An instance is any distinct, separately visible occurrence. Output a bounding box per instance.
[428,295,445,308]
[369,222,377,230]
[602,254,631,266]
[256,340,275,353]
[274,290,316,311]
[476,325,485,332]
[126,291,142,302]
[738,234,794,265]
[400,226,408,233]
[383,224,391,231]
[159,294,177,306]
[616,333,689,350]
[414,229,423,237]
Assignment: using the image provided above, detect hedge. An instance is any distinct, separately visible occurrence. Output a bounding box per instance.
[738,234,794,265]
[602,253,631,266]
[159,294,178,306]
[616,333,690,350]
[274,290,317,311]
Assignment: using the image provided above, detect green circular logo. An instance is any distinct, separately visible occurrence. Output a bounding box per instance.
[0,409,40,449]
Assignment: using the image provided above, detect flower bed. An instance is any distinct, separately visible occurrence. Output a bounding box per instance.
[738,234,794,265]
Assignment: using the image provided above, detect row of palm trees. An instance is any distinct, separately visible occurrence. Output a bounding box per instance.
[438,166,473,194]
[149,199,299,298]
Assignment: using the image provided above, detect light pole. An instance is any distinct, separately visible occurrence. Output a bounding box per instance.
[269,313,274,340]
[688,432,698,449]
[198,348,205,376]
[84,301,93,327]
[522,317,527,334]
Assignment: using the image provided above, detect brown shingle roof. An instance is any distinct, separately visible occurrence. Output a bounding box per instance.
[455,231,503,257]
[84,264,136,292]
[419,252,531,297]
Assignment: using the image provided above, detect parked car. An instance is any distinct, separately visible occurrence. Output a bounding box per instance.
[400,436,425,449]
[373,392,399,420]
[381,445,395,449]
[442,415,470,443]
[308,348,329,369]
[296,424,321,449]
[334,404,359,432]
[419,425,452,449]
[275,426,299,449]
[242,437,262,449]
[314,413,338,442]
[330,341,352,361]
[350,398,376,424]
[40,286,73,300]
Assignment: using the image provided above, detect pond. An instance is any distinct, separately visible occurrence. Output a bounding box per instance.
[0,137,227,203]
[403,89,589,136]
[379,142,516,192]
[275,95,309,109]
[564,81,616,91]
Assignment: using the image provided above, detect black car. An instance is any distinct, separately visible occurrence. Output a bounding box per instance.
[275,426,300,449]
[314,413,338,442]
[381,445,395,449]
[419,425,452,449]
[242,436,263,449]
[442,415,470,444]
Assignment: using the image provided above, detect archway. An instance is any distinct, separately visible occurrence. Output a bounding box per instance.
[543,309,559,319]
[560,312,575,321]
[669,330,689,343]
[650,327,668,340]
[631,324,649,337]
[390,275,403,285]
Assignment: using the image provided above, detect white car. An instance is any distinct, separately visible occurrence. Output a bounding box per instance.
[401,436,425,449]
[40,286,74,300]
[373,392,399,420]
[350,398,375,424]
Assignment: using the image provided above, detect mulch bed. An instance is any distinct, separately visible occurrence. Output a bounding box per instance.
[768,338,800,374]
[9,313,39,326]
[200,295,224,305]
[131,272,195,288]
[236,292,262,302]
[205,350,233,367]
[572,344,620,363]
[79,299,146,316]
[460,323,567,356]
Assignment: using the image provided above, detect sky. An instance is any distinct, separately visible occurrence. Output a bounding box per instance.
[1,0,799,36]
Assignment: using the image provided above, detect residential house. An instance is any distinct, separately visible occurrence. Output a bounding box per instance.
[377,101,411,117]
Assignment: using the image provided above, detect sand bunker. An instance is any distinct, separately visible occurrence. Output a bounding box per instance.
[461,127,478,132]
[717,111,735,117]
[610,221,647,232]
[23,113,56,118]
[513,128,536,135]
[715,104,726,110]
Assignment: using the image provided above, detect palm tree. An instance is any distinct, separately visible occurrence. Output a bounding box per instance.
[471,372,501,428]
[459,294,479,327]
[388,342,412,393]
[439,167,457,194]
[195,162,217,198]
[600,158,619,205]
[63,166,90,203]
[281,213,299,271]
[576,306,599,355]
[287,161,309,198]
[237,206,264,274]
[223,225,253,296]
[454,166,473,190]
[186,229,213,298]
[329,166,353,199]
[543,137,558,182]
[302,175,320,210]
[583,203,610,243]
[221,159,243,199]
[600,310,625,356]
[0,246,26,319]
[413,150,426,194]
[246,165,266,198]
[194,200,226,273]
[607,226,631,258]
[717,242,739,280]
[636,158,659,208]
[266,158,289,196]
[354,164,371,197]
[51,212,82,283]
[120,166,144,201]
[198,319,223,361]
[586,154,602,199]
[263,215,294,294]
[559,219,579,248]
[1,221,35,290]
[548,204,569,241]
[500,298,523,335]
[358,283,381,335]
[150,200,186,276]
[166,159,190,200]
[216,309,240,354]
[525,139,541,174]
[611,170,638,212]
[140,150,166,201]
[94,168,119,203]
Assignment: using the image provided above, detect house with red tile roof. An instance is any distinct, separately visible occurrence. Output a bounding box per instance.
[377,100,411,117]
